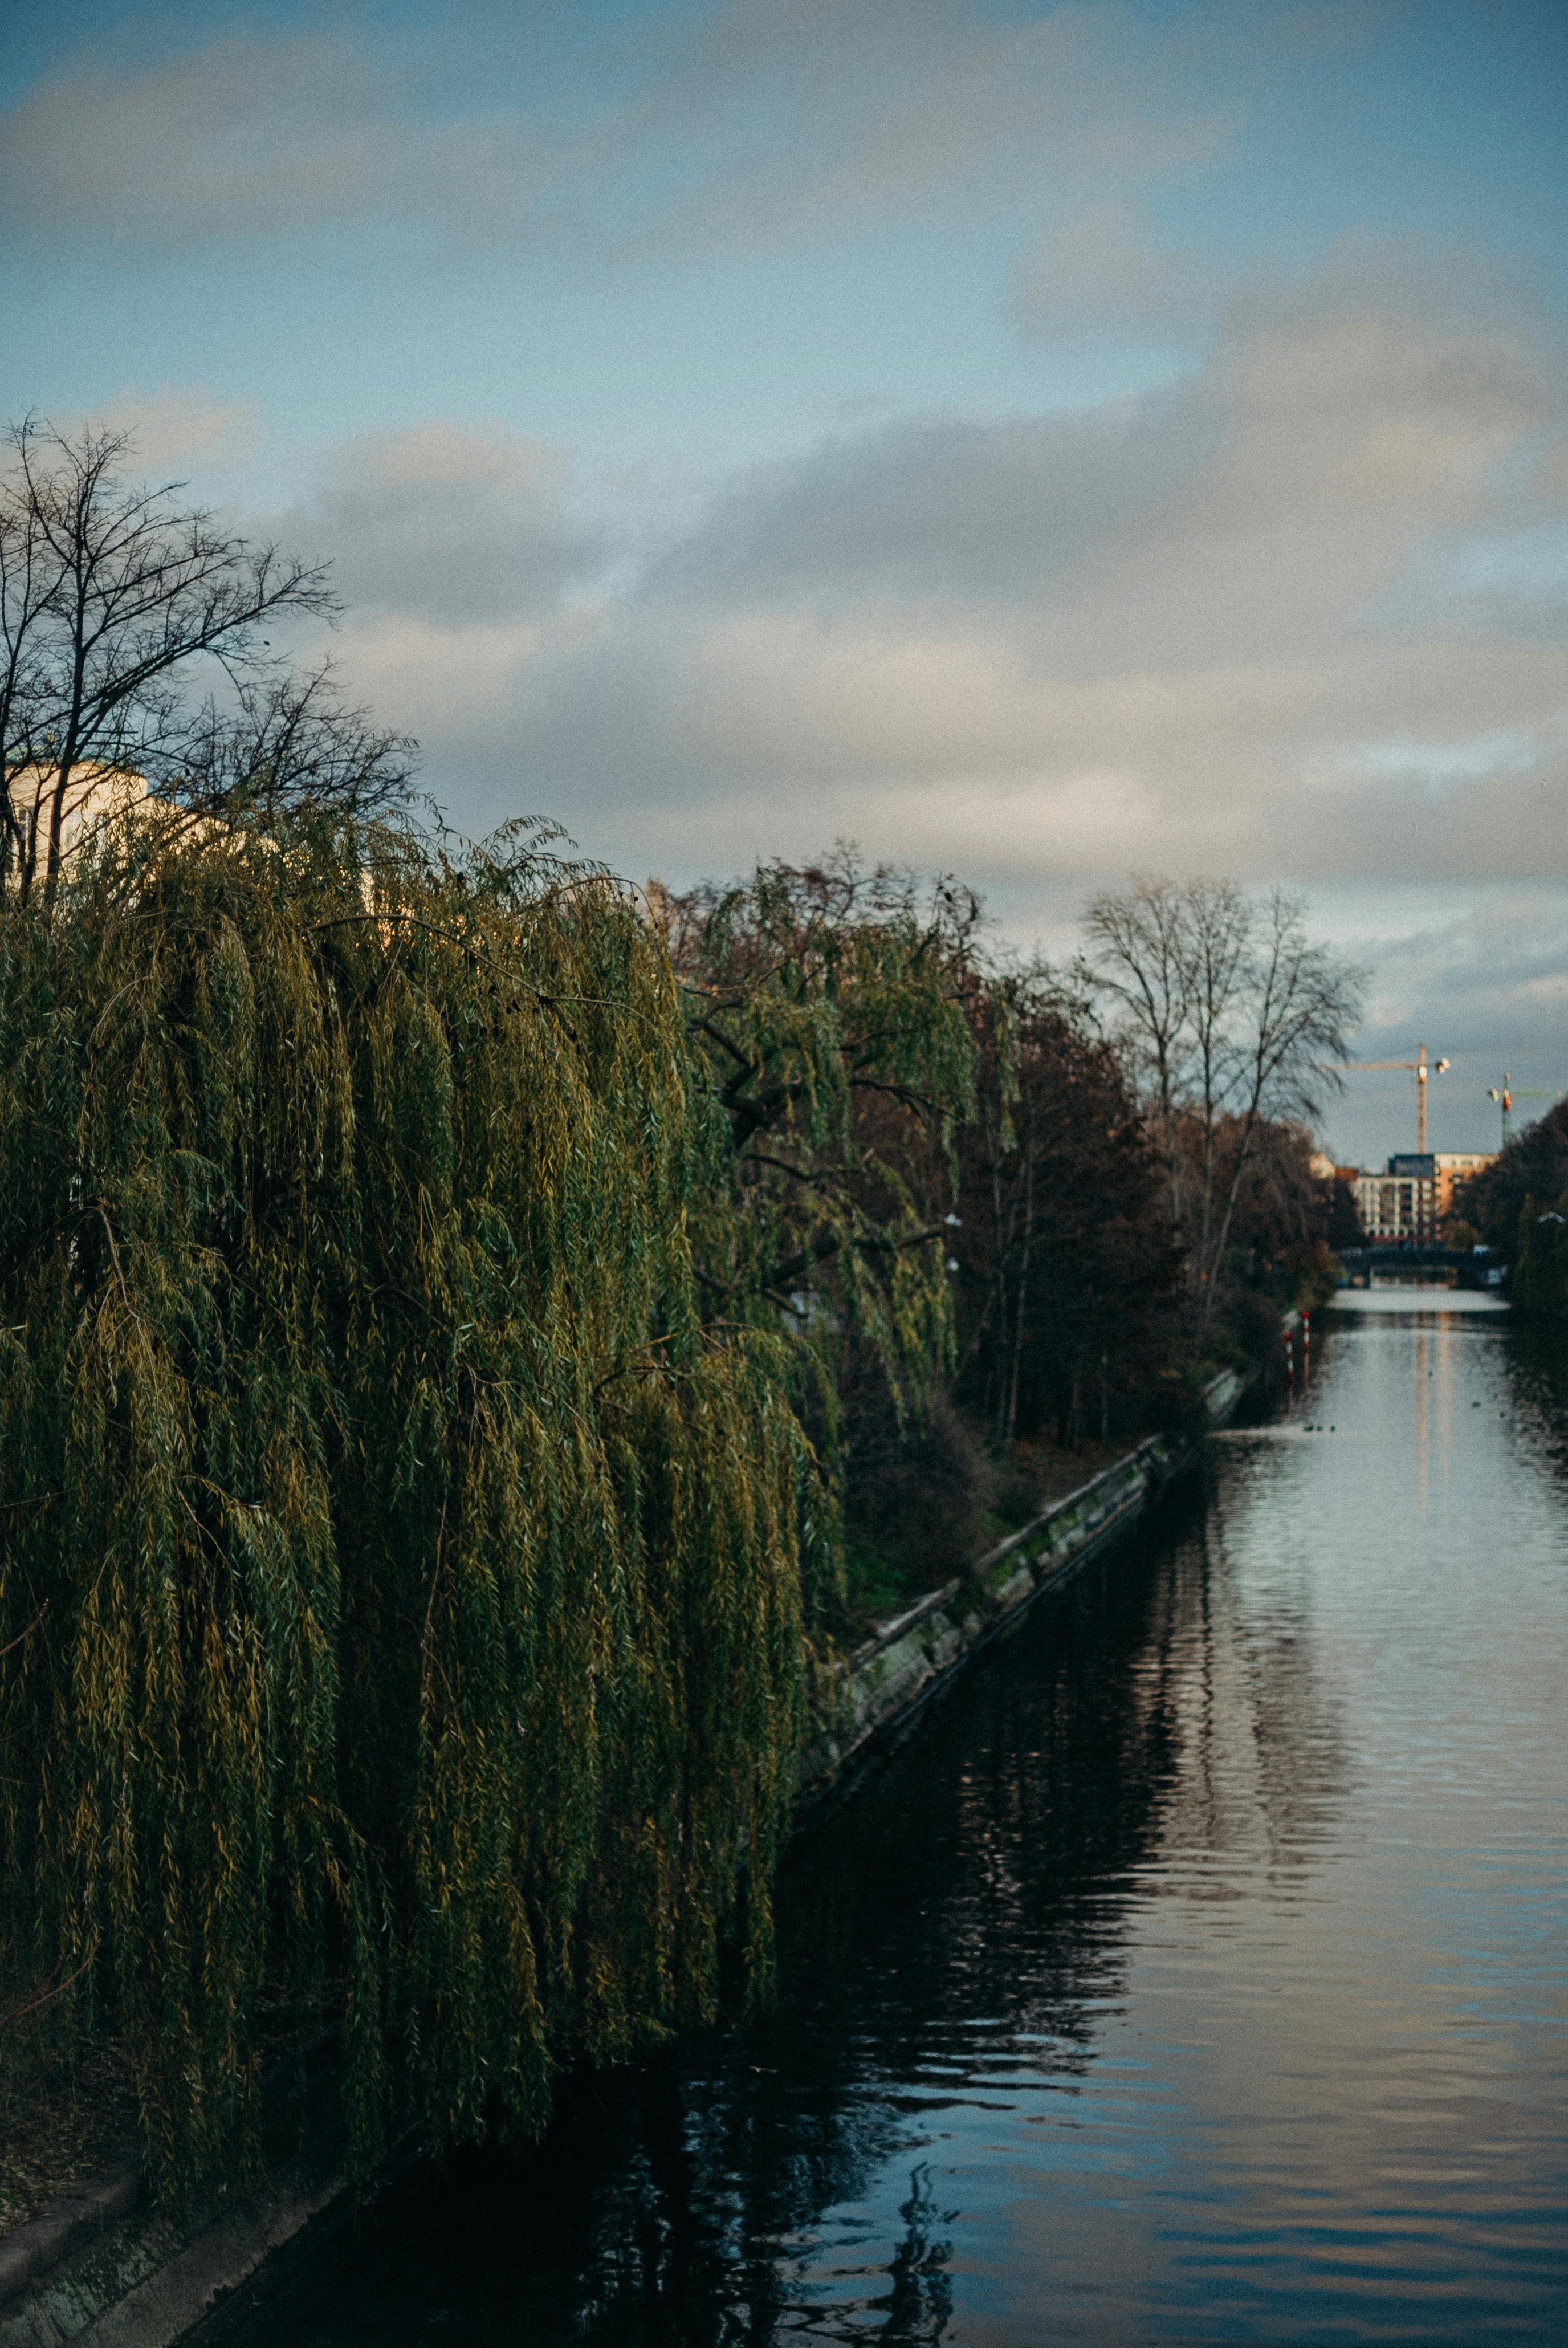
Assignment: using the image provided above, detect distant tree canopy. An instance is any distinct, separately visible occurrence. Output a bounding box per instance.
[1457,1115,1568,1321]
[950,972,1179,1453]
[1509,1195,1568,1320]
[1325,1169,1366,1253]
[1080,878,1364,1333]
[1455,1101,1568,1266]
[1217,1117,1338,1286]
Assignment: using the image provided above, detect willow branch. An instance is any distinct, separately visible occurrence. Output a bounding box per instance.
[0,1601,47,1661]
[1,1952,92,2032]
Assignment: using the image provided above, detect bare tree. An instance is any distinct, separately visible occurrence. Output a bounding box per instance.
[1082,877,1197,1234]
[1082,876,1365,1333]
[169,665,415,831]
[0,416,411,897]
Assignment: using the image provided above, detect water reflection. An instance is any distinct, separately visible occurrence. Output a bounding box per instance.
[243,1303,1568,2344]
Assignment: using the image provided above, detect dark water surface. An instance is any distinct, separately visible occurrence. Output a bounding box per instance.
[244,1295,1568,2343]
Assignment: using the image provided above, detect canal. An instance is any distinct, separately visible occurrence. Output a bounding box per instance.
[238,1292,1568,2343]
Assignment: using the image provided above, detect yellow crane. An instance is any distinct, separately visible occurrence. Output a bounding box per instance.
[1337,1044,1449,1154]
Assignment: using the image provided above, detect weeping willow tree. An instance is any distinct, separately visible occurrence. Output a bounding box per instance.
[656,854,984,1632]
[0,813,813,2197]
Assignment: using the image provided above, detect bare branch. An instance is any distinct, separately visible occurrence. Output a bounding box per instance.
[1080,873,1366,1330]
[0,414,414,900]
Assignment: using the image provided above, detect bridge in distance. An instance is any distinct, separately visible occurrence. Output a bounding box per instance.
[1336,1244,1497,1288]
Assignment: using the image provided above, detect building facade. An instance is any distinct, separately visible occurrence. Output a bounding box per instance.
[1351,1150,1496,1242]
[1432,1152,1494,1222]
[1354,1158,1438,1242]
[3,764,150,884]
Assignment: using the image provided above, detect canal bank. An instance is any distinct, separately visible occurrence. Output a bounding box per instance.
[0,1366,1254,2347]
[800,1364,1247,1813]
[211,1282,1568,2346]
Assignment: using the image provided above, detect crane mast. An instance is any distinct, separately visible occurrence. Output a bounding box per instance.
[1335,1045,1449,1155]
[1486,1075,1557,1150]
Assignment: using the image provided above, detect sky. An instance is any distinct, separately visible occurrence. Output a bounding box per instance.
[4,0,1566,1163]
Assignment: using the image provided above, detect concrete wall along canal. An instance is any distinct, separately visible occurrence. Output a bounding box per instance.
[799,1365,1244,1809]
[0,1365,1246,2348]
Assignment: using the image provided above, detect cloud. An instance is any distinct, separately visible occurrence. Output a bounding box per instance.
[0,2,1358,260]
[288,421,605,628]
[1009,202,1221,340]
[58,385,258,475]
[626,0,1234,259]
[307,242,1568,894]
[0,34,551,250]
[651,237,1557,623]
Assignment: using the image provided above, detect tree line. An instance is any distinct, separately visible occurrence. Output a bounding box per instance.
[1451,1102,1568,1315]
[0,423,1363,2197]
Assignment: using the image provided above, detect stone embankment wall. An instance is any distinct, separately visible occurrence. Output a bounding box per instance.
[0,2151,343,2348]
[0,1366,1248,2348]
[799,1366,1244,1812]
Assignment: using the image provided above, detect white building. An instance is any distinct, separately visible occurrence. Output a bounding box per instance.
[3,764,150,881]
[1351,1150,1496,1242]
[1354,1162,1437,1242]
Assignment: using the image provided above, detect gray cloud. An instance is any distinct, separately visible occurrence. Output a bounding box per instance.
[0,34,552,250]
[77,384,260,473]
[288,421,605,628]
[645,239,1557,627]
[626,0,1235,259]
[0,2,1355,259]
[352,243,1568,893]
[1009,202,1223,340]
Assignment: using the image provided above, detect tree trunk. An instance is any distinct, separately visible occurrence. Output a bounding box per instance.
[1004,1134,1036,1449]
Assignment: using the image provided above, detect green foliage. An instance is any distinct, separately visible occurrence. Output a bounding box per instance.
[1458,1102,1568,1264]
[1510,1193,1568,1318]
[0,817,812,2196]
[666,854,978,1329]
[662,853,982,1617]
[0,825,1328,2201]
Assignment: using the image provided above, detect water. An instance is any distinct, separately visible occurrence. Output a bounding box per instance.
[242,1293,1568,2343]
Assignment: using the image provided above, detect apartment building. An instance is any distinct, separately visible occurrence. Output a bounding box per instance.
[1354,1157,1438,1242]
[1432,1151,1494,1220]
[1351,1150,1496,1242]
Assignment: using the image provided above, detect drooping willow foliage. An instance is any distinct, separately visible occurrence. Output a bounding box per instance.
[659,856,983,1531]
[0,816,815,2195]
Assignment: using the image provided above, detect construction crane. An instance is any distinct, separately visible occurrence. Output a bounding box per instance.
[1335,1043,1449,1154]
[1486,1074,1558,1150]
